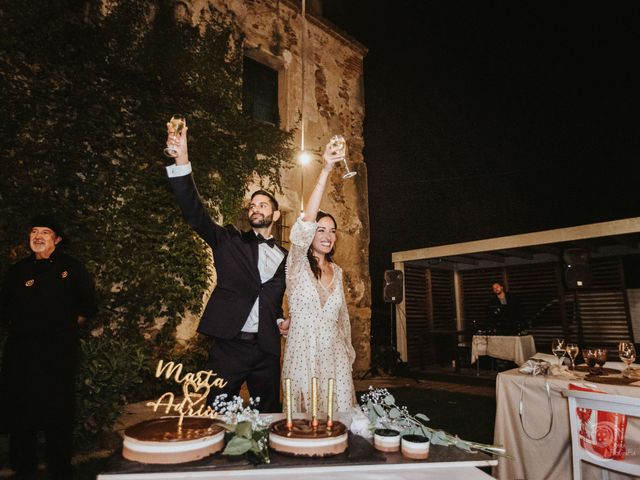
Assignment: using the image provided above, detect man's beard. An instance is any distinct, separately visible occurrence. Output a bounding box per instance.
[249,213,274,228]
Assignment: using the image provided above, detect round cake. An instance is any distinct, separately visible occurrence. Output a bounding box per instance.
[269,418,348,457]
[122,417,225,464]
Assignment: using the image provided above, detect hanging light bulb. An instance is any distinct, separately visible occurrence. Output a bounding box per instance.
[298,150,312,166]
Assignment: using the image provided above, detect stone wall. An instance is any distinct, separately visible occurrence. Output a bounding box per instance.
[180,0,372,372]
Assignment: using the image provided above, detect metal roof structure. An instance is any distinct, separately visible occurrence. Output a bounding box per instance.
[392,217,640,272]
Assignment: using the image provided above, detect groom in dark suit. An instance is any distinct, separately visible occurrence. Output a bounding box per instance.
[165,121,289,412]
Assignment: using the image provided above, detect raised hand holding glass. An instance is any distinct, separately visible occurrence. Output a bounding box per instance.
[164,114,185,158]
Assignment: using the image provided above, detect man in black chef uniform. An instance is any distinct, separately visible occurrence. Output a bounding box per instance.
[0,215,97,479]
[165,120,289,412]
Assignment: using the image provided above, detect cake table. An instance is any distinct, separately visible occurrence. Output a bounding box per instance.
[99,414,497,480]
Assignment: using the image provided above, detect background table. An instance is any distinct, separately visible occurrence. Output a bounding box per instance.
[493,364,640,480]
[471,335,536,368]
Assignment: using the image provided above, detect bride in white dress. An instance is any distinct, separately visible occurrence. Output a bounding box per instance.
[281,141,357,414]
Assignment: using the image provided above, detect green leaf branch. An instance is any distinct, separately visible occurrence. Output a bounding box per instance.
[361,387,509,458]
[0,0,293,451]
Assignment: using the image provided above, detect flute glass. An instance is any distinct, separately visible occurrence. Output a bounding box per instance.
[329,134,357,179]
[164,114,185,157]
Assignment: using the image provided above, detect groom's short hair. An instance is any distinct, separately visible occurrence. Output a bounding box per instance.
[250,190,279,211]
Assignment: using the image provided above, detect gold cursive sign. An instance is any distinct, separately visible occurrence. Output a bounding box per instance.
[146,359,228,426]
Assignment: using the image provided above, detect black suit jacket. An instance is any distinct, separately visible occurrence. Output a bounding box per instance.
[169,174,286,356]
[488,292,526,335]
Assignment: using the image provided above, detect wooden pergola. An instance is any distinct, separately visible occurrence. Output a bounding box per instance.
[391,217,640,365]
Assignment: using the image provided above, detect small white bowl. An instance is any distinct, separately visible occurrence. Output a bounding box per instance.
[401,434,430,460]
[374,428,400,452]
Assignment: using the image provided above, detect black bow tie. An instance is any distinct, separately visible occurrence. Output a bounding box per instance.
[256,233,276,248]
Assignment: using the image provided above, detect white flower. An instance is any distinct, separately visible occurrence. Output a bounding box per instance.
[213,395,271,464]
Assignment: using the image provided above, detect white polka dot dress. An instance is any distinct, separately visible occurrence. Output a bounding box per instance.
[282,218,357,414]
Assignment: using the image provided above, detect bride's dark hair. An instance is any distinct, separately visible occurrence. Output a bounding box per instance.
[307,211,337,280]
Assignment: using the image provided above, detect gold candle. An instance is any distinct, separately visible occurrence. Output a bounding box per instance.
[285,378,293,430]
[327,378,335,428]
[311,376,318,428]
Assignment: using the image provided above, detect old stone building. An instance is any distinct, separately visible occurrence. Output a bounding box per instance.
[177,0,372,372]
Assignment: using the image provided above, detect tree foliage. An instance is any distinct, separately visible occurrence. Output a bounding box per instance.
[0,0,293,447]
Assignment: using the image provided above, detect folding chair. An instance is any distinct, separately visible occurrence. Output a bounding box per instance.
[563,389,640,479]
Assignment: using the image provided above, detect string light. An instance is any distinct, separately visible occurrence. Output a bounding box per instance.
[298,0,308,213]
[300,0,307,154]
[298,150,312,166]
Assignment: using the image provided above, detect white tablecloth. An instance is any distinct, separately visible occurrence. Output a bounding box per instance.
[98,464,496,479]
[471,335,536,366]
[493,365,640,480]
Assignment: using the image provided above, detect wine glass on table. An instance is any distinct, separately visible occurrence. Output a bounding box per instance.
[164,114,186,157]
[594,348,607,374]
[566,343,579,370]
[552,338,567,366]
[618,341,636,375]
[582,348,597,374]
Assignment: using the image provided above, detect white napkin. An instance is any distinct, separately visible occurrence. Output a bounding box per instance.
[549,364,579,378]
[340,407,372,438]
[531,353,570,366]
[519,359,551,376]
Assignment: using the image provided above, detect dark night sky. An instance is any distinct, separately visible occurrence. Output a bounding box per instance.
[321,2,640,331]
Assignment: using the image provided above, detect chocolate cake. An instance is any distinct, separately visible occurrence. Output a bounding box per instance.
[122,417,225,464]
[268,418,348,457]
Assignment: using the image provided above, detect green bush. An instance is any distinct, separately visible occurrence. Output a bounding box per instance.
[75,333,146,449]
[1,0,294,450]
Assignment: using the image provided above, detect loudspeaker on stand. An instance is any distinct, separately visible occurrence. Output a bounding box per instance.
[383,270,403,303]
[563,248,591,289]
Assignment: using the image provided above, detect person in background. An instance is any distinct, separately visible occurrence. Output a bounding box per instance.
[0,215,97,479]
[281,139,356,414]
[488,282,527,336]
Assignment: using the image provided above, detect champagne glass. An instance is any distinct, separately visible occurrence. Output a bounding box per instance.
[551,338,567,366]
[164,114,186,157]
[329,134,357,179]
[566,343,579,370]
[618,341,636,374]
